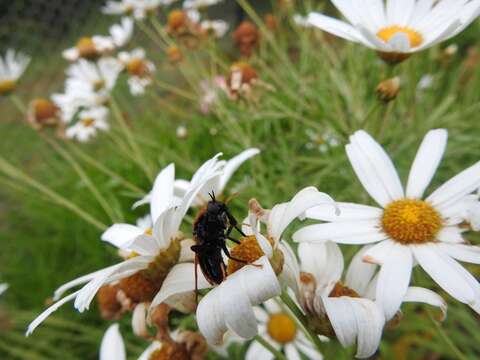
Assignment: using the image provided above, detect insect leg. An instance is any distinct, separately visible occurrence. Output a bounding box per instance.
[221,242,249,264]
[194,255,199,306]
[227,236,242,244]
[225,209,247,237]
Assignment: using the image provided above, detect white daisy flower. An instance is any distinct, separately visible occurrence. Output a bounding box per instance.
[66,57,123,92]
[100,324,126,360]
[305,129,340,153]
[183,0,223,9]
[0,49,30,95]
[65,106,110,142]
[133,148,260,209]
[102,0,138,17]
[296,242,446,358]
[0,283,8,296]
[62,37,115,62]
[118,48,155,96]
[26,155,221,335]
[307,0,480,63]
[247,299,324,360]
[201,20,229,37]
[294,129,480,320]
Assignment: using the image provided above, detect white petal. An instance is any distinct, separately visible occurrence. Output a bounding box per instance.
[27,290,81,336]
[436,226,465,244]
[150,163,175,223]
[278,242,300,297]
[270,187,336,242]
[285,344,302,360]
[293,220,385,244]
[345,245,378,296]
[437,243,480,264]
[218,148,260,192]
[100,324,126,360]
[413,245,480,312]
[375,243,413,320]
[307,12,363,42]
[386,32,411,53]
[299,242,343,289]
[245,340,274,360]
[306,202,382,222]
[132,303,148,337]
[0,283,8,296]
[323,297,384,358]
[362,239,395,265]
[101,224,144,250]
[179,239,196,263]
[403,287,447,320]
[295,340,324,360]
[427,161,480,210]
[197,257,281,345]
[151,262,211,314]
[406,129,448,198]
[387,0,415,25]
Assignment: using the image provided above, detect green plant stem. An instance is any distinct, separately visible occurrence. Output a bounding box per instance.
[427,308,467,360]
[0,156,107,231]
[9,94,27,114]
[280,292,324,353]
[110,96,154,181]
[254,335,288,360]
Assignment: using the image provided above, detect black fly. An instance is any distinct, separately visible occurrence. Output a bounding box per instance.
[191,192,248,303]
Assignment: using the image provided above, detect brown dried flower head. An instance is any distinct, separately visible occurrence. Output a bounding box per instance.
[233,21,260,57]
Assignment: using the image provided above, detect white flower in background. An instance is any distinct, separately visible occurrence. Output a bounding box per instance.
[247,299,323,360]
[201,20,229,37]
[102,0,138,17]
[0,283,8,296]
[134,148,260,209]
[307,0,480,63]
[176,125,188,139]
[109,17,134,47]
[63,37,114,62]
[0,49,30,95]
[52,81,110,123]
[183,0,223,9]
[66,57,123,93]
[417,74,435,92]
[294,129,480,320]
[189,187,337,345]
[305,129,340,153]
[296,242,446,358]
[199,76,227,114]
[26,155,221,335]
[66,106,110,142]
[118,48,155,96]
[100,324,126,360]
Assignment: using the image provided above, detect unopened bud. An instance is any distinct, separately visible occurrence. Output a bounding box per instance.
[376,76,401,102]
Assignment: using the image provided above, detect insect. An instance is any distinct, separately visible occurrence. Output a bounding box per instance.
[191,192,249,302]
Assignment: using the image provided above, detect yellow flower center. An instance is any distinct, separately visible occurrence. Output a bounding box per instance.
[149,343,189,360]
[76,37,98,59]
[82,117,95,127]
[127,58,149,77]
[382,199,442,244]
[267,313,297,344]
[226,235,265,275]
[145,227,153,236]
[0,80,17,95]
[377,26,423,48]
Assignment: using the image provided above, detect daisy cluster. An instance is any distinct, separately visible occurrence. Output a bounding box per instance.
[2,0,479,359]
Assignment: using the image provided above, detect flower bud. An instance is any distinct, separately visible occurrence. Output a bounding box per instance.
[376,76,401,102]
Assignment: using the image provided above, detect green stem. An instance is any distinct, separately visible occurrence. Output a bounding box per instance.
[427,309,467,360]
[9,94,27,114]
[0,156,107,231]
[280,292,325,353]
[254,335,288,360]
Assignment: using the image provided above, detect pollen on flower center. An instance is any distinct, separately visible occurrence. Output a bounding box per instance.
[267,313,297,344]
[76,37,98,59]
[82,117,95,127]
[226,235,264,275]
[145,227,153,236]
[381,199,442,245]
[127,58,149,77]
[377,26,423,48]
[329,282,359,298]
[148,343,189,360]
